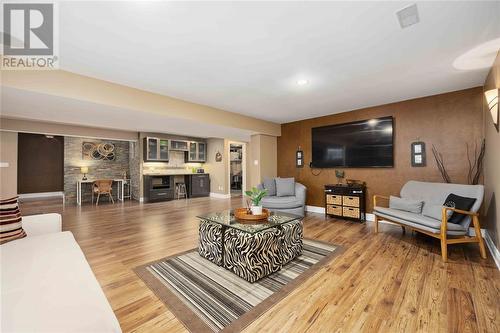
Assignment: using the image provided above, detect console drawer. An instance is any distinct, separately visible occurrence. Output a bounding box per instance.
[327,204,342,216]
[342,195,360,207]
[343,207,360,219]
[150,189,173,200]
[326,194,342,205]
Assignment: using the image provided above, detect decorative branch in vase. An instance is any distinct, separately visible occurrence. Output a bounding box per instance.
[432,139,485,185]
[466,139,486,185]
[431,145,451,183]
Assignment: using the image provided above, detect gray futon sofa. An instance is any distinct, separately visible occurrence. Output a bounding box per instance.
[373,180,487,261]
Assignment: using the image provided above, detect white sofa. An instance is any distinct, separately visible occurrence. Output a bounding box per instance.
[1,213,122,333]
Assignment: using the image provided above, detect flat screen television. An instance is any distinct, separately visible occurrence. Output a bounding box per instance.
[311,116,394,168]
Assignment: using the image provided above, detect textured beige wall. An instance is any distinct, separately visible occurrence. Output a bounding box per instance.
[248,135,261,188]
[259,135,278,181]
[206,138,228,194]
[247,134,278,189]
[0,131,18,198]
[483,50,500,249]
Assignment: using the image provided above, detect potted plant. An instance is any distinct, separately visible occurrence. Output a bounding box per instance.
[245,187,268,215]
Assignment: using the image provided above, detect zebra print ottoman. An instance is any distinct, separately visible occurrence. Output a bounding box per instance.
[198,218,304,283]
[198,220,224,266]
[281,220,304,265]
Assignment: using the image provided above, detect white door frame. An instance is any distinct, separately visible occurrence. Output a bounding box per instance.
[228,141,247,196]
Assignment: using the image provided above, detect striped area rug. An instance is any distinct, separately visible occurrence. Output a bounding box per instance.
[135,239,340,333]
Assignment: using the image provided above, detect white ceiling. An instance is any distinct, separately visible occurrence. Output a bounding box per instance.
[2,0,499,138]
[55,1,500,124]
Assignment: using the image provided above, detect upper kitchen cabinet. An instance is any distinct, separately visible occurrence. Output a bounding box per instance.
[144,137,169,162]
[169,140,189,151]
[186,141,207,162]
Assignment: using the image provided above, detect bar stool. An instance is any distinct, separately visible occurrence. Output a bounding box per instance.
[175,183,187,200]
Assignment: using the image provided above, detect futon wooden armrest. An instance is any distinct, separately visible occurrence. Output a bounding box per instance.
[373,195,389,208]
[442,206,478,217]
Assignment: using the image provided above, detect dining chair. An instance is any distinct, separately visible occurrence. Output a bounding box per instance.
[92,180,114,206]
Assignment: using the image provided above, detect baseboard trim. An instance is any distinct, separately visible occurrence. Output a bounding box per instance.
[19,192,64,199]
[210,192,231,199]
[306,207,377,223]
[366,213,375,222]
[484,230,500,270]
[305,205,325,214]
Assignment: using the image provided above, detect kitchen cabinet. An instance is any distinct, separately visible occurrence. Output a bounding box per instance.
[144,137,169,162]
[186,141,207,162]
[143,175,174,202]
[185,174,210,197]
[169,140,189,151]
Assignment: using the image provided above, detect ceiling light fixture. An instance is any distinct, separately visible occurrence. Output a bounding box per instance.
[296,79,309,86]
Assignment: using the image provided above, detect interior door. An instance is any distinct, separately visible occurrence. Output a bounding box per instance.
[17,133,64,194]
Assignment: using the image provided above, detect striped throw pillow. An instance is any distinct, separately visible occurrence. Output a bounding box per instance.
[0,196,26,245]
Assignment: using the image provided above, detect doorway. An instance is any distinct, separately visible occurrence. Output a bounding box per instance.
[229,143,244,197]
[17,133,64,194]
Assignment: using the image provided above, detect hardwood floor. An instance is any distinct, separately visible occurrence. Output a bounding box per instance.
[20,197,499,333]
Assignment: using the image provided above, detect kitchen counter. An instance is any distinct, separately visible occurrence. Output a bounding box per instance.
[144,172,209,176]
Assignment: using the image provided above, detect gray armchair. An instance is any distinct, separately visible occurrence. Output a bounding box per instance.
[258,182,307,217]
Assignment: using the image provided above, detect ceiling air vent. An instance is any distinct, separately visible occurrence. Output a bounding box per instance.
[396,4,420,29]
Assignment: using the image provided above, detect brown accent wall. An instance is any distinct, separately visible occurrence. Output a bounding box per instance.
[17,133,64,194]
[483,51,500,249]
[277,87,484,211]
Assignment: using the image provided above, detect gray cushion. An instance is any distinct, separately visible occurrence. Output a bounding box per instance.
[399,181,484,231]
[389,196,423,214]
[374,206,467,234]
[261,196,302,209]
[374,209,467,236]
[422,203,453,221]
[276,177,295,197]
[262,177,276,196]
[400,181,483,213]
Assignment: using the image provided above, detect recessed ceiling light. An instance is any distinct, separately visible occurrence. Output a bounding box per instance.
[296,79,309,86]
